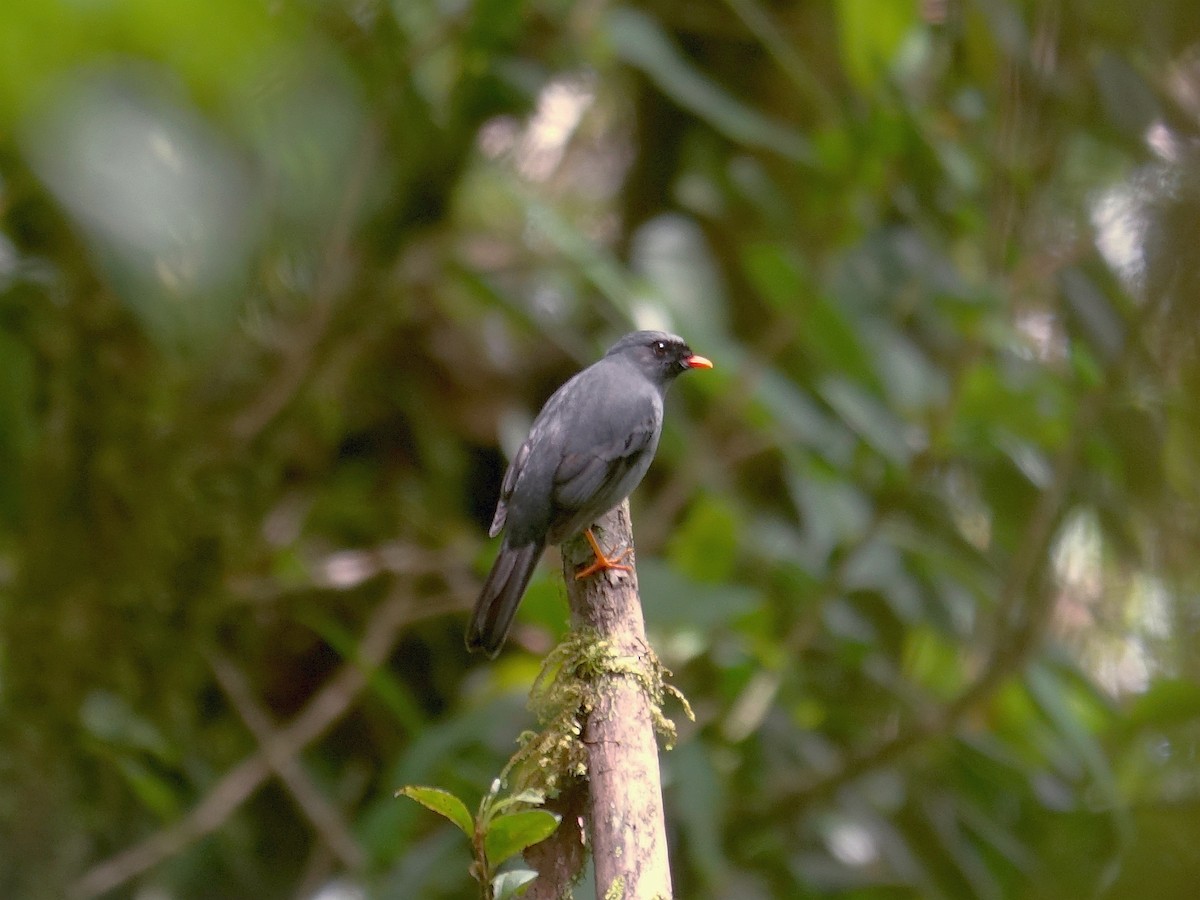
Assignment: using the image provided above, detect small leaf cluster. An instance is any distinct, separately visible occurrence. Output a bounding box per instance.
[397,782,560,900]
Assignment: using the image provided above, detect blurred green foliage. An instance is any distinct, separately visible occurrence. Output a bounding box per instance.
[2,0,1200,897]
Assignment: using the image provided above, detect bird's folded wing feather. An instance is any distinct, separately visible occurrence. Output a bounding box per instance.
[489,439,531,536]
[552,418,656,511]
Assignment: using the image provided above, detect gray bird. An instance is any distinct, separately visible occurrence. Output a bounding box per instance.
[466,330,713,657]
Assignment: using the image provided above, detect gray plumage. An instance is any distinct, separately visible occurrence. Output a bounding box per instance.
[466,330,711,657]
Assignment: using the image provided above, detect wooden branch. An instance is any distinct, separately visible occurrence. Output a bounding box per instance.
[561,500,673,900]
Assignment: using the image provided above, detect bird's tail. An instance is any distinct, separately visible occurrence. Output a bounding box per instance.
[465,539,545,657]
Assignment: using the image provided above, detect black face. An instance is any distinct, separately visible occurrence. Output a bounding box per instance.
[604,330,712,384]
[648,335,695,375]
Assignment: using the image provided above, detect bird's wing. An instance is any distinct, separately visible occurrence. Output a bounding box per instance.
[489,439,531,537]
[552,416,657,512]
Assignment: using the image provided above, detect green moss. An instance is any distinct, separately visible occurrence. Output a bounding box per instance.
[505,628,693,799]
[603,875,626,900]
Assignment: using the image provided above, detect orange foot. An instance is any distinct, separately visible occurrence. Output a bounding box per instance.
[574,527,633,580]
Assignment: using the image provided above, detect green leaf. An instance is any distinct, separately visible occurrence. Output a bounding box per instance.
[739,241,811,314]
[667,495,741,583]
[519,195,636,311]
[79,690,173,760]
[904,625,963,698]
[842,535,922,622]
[637,559,760,630]
[484,809,561,867]
[607,7,811,161]
[786,463,872,566]
[396,786,475,838]
[755,370,856,465]
[1061,267,1125,363]
[1120,678,1200,734]
[818,376,913,465]
[803,295,876,385]
[835,0,918,91]
[493,869,538,900]
[865,326,949,413]
[1025,664,1117,806]
[670,741,729,887]
[307,612,427,733]
[115,756,183,819]
[490,788,548,816]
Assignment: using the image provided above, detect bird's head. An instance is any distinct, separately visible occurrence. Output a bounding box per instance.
[604,330,713,385]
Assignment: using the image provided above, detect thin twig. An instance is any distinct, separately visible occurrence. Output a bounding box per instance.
[70,588,456,899]
[209,653,365,870]
[69,756,273,900]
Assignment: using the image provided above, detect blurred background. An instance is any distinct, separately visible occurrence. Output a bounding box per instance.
[2,0,1200,897]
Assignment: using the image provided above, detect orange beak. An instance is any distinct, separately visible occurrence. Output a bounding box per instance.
[685,354,713,370]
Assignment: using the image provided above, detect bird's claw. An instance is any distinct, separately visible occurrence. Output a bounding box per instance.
[575,528,633,580]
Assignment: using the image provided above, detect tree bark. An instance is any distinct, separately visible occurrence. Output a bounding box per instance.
[561,500,672,900]
[523,779,589,900]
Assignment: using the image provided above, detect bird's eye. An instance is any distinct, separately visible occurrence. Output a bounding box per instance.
[652,340,668,356]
